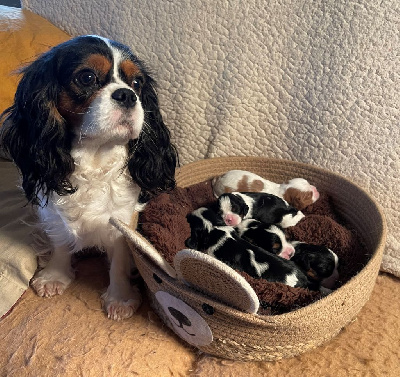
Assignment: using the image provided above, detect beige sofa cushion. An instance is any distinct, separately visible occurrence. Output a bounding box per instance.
[0,159,37,318]
[0,6,70,317]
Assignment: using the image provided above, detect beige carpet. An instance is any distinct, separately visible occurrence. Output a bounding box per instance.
[1,255,399,377]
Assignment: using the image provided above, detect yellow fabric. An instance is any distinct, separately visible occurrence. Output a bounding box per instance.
[0,5,70,115]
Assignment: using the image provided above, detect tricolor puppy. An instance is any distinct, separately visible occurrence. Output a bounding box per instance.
[0,35,178,320]
[185,208,309,288]
[290,242,339,289]
[216,192,305,228]
[235,219,295,259]
[212,170,320,210]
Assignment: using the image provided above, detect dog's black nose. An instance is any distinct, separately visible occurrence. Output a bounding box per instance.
[111,88,137,108]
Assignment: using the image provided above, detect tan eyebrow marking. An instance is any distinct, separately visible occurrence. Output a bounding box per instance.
[120,60,141,81]
[84,54,113,76]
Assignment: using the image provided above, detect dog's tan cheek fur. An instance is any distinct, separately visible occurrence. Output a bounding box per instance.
[48,103,65,125]
[58,91,97,128]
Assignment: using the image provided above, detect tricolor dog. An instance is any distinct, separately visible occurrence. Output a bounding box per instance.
[0,35,178,320]
[235,219,295,259]
[290,242,339,289]
[215,192,305,228]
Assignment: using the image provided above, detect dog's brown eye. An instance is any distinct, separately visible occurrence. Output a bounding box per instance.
[76,70,97,87]
[132,78,143,92]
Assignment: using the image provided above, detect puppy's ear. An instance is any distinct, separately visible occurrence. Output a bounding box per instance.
[185,236,198,249]
[242,203,250,217]
[235,197,249,217]
[128,74,178,197]
[283,188,313,210]
[1,52,75,205]
[292,250,311,272]
[185,214,199,249]
[184,220,201,249]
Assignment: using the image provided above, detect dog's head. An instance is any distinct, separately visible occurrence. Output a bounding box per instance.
[236,220,295,259]
[291,242,339,286]
[1,35,178,205]
[185,207,220,250]
[283,178,319,210]
[216,193,249,226]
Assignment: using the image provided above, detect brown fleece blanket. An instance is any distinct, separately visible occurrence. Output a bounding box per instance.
[139,180,365,314]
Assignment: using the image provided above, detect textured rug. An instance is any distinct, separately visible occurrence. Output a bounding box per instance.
[1,256,399,377]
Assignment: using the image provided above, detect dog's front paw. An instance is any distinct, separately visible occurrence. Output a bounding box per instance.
[31,269,74,298]
[101,286,142,320]
[280,211,305,228]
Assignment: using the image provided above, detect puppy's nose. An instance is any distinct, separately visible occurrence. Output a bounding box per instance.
[279,246,295,260]
[112,88,137,108]
[224,214,241,226]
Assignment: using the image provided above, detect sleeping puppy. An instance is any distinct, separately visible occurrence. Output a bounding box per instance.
[290,242,339,290]
[212,170,320,210]
[235,219,295,260]
[185,208,309,289]
[215,192,305,228]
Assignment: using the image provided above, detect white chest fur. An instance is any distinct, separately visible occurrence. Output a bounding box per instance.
[37,143,140,253]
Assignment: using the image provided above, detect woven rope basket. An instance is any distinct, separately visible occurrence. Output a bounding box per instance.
[113,156,387,361]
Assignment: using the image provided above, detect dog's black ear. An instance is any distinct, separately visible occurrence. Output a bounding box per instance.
[127,74,178,197]
[185,214,198,249]
[185,236,198,249]
[189,227,210,251]
[0,51,75,205]
[291,249,311,273]
[241,203,250,217]
[229,194,249,218]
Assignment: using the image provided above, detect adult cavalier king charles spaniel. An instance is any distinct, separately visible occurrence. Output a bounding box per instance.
[1,35,178,320]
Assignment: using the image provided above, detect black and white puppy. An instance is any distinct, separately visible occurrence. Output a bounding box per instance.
[215,192,305,228]
[235,219,295,260]
[185,208,309,288]
[290,242,339,290]
[0,35,178,320]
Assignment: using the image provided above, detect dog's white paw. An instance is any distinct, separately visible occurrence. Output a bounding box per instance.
[31,270,74,298]
[101,286,142,321]
[280,211,305,228]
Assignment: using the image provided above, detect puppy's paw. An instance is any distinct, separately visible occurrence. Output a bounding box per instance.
[280,211,305,228]
[31,270,74,298]
[101,286,142,320]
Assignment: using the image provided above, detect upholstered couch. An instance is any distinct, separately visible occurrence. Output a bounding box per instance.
[0,4,399,376]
